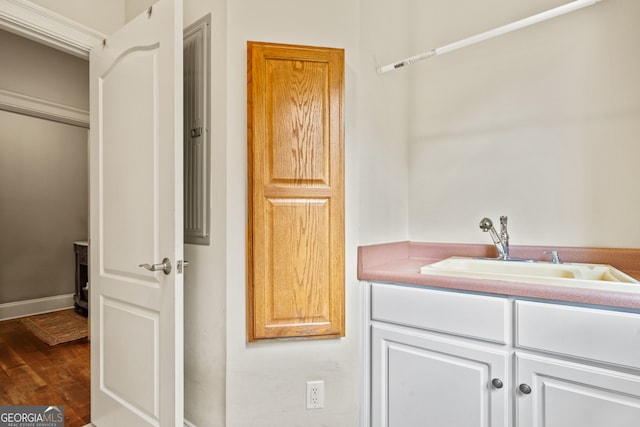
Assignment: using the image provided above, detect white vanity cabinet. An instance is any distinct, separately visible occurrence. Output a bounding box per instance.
[367,283,511,427]
[363,282,640,427]
[515,300,640,427]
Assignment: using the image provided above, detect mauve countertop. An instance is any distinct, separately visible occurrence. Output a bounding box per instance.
[358,241,640,310]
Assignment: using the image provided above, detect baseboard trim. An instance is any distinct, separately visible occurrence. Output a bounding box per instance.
[0,294,75,321]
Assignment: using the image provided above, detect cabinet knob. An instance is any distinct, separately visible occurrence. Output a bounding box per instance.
[519,383,532,394]
[491,378,503,389]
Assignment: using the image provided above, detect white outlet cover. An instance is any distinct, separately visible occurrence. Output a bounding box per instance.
[306,380,325,409]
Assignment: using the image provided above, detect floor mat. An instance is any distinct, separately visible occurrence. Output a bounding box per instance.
[19,309,88,346]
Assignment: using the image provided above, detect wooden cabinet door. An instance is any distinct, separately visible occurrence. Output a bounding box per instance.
[516,353,640,427]
[371,324,509,427]
[246,41,344,341]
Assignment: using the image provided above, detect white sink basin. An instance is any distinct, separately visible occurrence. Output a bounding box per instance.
[420,257,640,292]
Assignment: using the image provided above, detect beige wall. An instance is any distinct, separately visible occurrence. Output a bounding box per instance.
[0,29,89,110]
[0,30,89,305]
[0,110,88,304]
[407,0,640,248]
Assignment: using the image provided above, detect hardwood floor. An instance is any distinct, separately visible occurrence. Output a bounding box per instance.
[0,316,90,427]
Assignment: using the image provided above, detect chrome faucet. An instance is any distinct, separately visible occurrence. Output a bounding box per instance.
[479,216,510,260]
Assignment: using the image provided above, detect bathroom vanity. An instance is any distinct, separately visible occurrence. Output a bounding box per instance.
[359,242,640,427]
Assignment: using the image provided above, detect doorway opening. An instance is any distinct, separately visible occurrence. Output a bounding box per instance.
[0,26,91,427]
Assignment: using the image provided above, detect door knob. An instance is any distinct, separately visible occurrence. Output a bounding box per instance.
[491,378,504,389]
[139,258,172,275]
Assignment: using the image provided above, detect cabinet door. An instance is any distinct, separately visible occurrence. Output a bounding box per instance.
[517,353,640,427]
[246,41,345,341]
[372,324,509,427]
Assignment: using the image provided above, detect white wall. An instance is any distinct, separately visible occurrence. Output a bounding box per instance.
[2,1,409,425]
[183,0,411,425]
[358,0,411,245]
[182,1,227,426]
[224,2,361,426]
[27,0,125,35]
[407,0,640,248]
[125,0,154,22]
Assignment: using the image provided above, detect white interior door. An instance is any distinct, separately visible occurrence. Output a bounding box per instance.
[89,0,183,425]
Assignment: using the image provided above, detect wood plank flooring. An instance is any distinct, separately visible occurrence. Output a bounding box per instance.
[0,316,90,427]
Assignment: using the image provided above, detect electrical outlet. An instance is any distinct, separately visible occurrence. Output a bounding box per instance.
[306,380,325,409]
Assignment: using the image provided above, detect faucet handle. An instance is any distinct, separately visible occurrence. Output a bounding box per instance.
[479,217,493,231]
[544,250,561,264]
